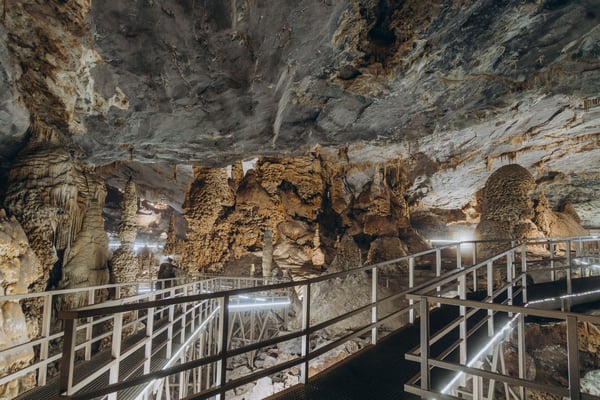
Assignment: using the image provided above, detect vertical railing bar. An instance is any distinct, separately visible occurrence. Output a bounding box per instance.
[507,252,513,316]
[301,283,311,384]
[371,266,378,345]
[521,245,528,304]
[518,312,526,400]
[419,297,430,393]
[458,269,467,388]
[38,293,52,385]
[487,261,494,336]
[566,240,572,312]
[549,241,556,282]
[219,295,229,399]
[108,312,123,400]
[59,318,77,395]
[409,257,415,323]
[566,315,581,400]
[85,288,94,361]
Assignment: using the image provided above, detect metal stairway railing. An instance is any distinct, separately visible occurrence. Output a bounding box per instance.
[404,235,600,400]
[52,241,478,400]
[5,235,599,400]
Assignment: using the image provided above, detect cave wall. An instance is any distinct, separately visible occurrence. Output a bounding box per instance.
[3,134,109,294]
[171,153,429,272]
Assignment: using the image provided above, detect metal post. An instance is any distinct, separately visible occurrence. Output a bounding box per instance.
[507,252,513,314]
[218,295,229,399]
[521,245,528,304]
[518,313,526,399]
[59,318,77,395]
[108,312,123,400]
[459,274,467,370]
[436,249,442,297]
[409,257,415,323]
[301,284,311,384]
[550,242,556,282]
[566,241,572,312]
[38,294,52,385]
[457,243,462,270]
[167,301,175,358]
[145,296,155,375]
[487,261,494,336]
[371,267,378,345]
[419,298,430,394]
[566,315,581,400]
[85,288,94,361]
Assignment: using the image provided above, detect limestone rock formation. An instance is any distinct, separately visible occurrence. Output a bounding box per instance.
[0,210,42,398]
[0,0,598,230]
[4,136,109,293]
[111,179,140,286]
[169,154,430,274]
[475,164,588,257]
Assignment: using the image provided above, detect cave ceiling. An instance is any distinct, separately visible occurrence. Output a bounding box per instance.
[0,0,599,226]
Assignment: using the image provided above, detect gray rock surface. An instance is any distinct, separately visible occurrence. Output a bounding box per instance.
[0,0,599,224]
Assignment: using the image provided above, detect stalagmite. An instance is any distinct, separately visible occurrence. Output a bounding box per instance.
[163,213,177,255]
[111,179,140,287]
[262,229,274,278]
[311,225,325,267]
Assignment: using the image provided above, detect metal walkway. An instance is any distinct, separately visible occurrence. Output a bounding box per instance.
[3,235,600,400]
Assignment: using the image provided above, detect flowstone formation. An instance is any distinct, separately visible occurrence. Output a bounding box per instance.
[0,210,41,398]
[110,179,140,286]
[3,132,109,295]
[475,164,587,256]
[170,153,429,274]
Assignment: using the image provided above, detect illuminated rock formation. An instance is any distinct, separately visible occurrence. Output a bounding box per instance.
[0,210,42,398]
[111,179,140,286]
[4,134,109,294]
[475,164,587,257]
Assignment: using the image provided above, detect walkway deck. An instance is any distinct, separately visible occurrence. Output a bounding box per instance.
[269,305,465,400]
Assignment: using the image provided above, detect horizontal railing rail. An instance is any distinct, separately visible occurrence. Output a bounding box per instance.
[404,235,600,400]
[55,241,478,399]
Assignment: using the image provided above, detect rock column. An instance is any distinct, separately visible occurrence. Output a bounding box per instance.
[111,179,140,289]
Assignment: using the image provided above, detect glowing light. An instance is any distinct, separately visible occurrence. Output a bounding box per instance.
[228,300,290,310]
[526,288,600,307]
[134,303,220,400]
[441,314,520,395]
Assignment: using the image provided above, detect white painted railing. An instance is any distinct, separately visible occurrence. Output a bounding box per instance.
[8,235,599,400]
[405,235,600,400]
[55,241,477,400]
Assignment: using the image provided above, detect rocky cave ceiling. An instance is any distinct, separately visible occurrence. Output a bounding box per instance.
[0,0,599,226]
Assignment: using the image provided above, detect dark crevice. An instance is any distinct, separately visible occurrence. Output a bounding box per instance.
[46,248,64,290]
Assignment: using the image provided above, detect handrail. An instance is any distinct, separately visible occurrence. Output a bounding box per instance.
[404,235,600,400]
[9,235,598,400]
[54,240,476,399]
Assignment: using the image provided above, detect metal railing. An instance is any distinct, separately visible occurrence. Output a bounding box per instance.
[0,275,287,397]
[0,280,180,390]
[55,241,476,400]
[405,235,600,400]
[8,235,599,399]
